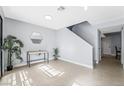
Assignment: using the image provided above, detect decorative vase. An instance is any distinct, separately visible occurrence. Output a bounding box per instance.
[7,65,13,71]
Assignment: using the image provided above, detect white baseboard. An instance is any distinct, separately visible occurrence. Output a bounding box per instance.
[14,57,54,68]
[58,57,93,69]
[111,54,116,56]
[14,57,93,69]
[103,54,115,56]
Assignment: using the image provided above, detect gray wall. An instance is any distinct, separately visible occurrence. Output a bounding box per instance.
[4,18,56,67]
[105,32,121,55]
[71,21,99,63]
[56,28,93,69]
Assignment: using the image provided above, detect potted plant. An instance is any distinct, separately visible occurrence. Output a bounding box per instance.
[53,48,60,60]
[2,35,24,71]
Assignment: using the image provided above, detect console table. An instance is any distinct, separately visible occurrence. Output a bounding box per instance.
[27,50,49,67]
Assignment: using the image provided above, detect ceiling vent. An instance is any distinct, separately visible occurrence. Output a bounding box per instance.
[57,6,65,11]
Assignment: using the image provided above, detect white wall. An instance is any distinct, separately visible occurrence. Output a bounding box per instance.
[4,18,56,67]
[72,21,99,63]
[56,28,93,69]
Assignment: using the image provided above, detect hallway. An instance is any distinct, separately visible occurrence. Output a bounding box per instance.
[96,55,122,70]
[93,55,124,85]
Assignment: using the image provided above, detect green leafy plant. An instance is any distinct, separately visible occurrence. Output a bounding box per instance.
[2,35,24,71]
[53,48,60,60]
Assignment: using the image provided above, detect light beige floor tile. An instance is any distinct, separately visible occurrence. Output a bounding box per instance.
[0,56,124,86]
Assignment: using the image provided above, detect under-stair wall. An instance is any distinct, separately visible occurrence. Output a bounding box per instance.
[67,21,99,64]
[56,28,93,69]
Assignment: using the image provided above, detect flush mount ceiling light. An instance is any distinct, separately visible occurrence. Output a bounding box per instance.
[84,6,88,11]
[45,15,52,20]
[57,6,65,11]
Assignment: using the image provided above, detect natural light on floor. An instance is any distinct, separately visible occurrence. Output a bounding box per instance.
[0,70,33,86]
[72,81,81,86]
[38,64,64,77]
[0,64,65,86]
[18,70,32,86]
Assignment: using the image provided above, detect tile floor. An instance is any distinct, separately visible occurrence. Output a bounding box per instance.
[0,56,124,86]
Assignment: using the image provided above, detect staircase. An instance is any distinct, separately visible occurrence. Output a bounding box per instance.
[67,22,93,46]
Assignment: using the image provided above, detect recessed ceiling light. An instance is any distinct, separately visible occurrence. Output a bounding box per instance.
[84,6,88,11]
[45,15,52,20]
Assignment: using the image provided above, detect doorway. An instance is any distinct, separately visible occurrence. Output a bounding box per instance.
[99,31,122,66]
[97,30,123,72]
[0,16,3,78]
[102,37,112,55]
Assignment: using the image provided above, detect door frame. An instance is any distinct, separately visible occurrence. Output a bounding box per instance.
[97,30,102,64]
[0,15,3,77]
[121,27,124,65]
[98,30,102,61]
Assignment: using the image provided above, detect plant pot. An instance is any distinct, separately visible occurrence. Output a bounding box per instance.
[54,57,58,60]
[7,65,13,71]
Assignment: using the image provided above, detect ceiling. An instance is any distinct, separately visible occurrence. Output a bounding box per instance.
[99,25,123,34]
[2,6,124,30]
[2,6,86,30]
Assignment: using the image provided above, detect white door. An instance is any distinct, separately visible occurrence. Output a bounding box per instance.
[102,37,111,55]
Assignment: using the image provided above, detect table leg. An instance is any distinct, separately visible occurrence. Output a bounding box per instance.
[27,52,29,67]
[29,54,30,67]
[47,53,49,63]
[44,53,46,62]
[27,52,28,66]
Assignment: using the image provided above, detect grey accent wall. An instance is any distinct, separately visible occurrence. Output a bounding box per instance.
[105,32,121,55]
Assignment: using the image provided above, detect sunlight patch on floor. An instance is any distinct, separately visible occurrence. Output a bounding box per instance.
[72,81,81,86]
[38,64,64,77]
[0,70,33,86]
[19,70,32,86]
[12,73,16,85]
